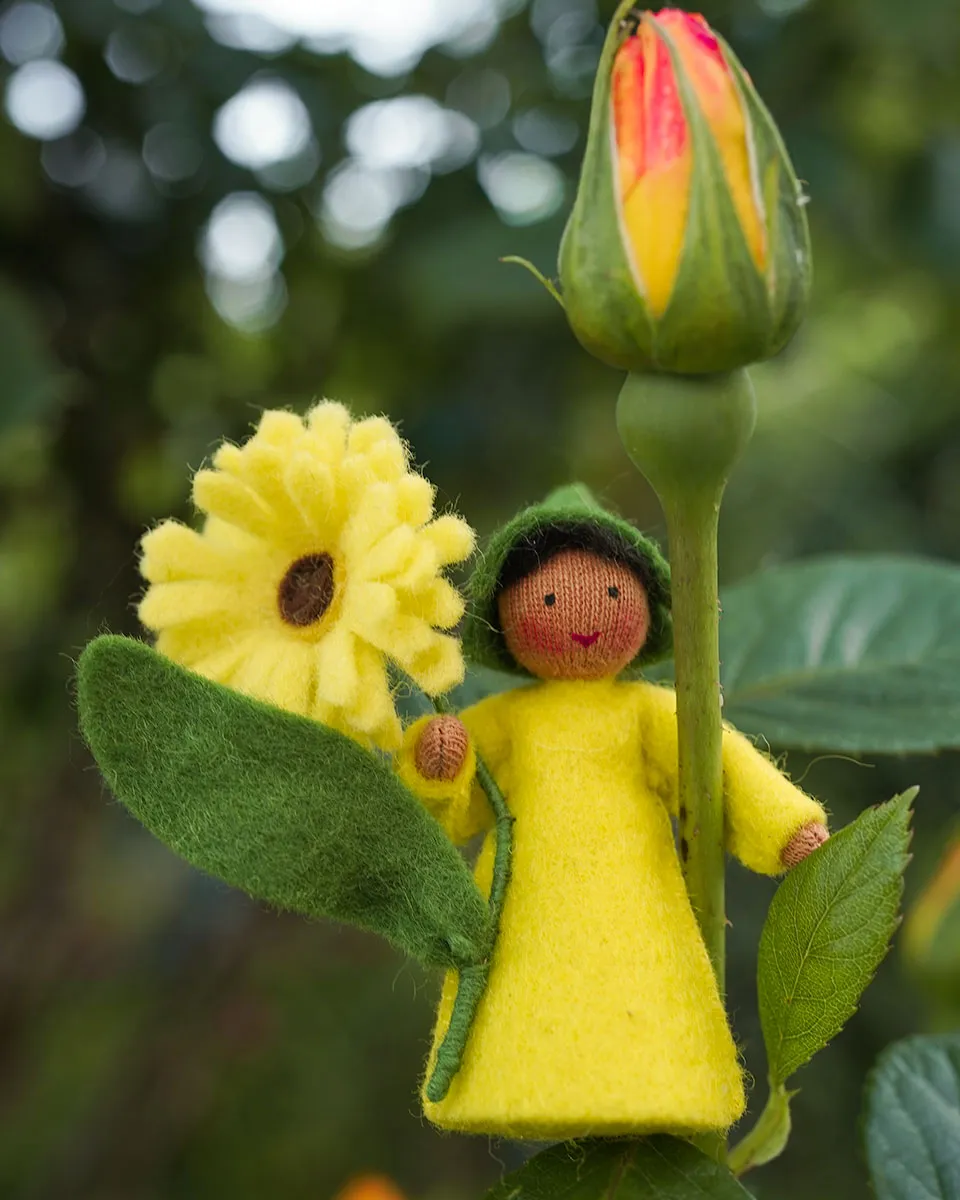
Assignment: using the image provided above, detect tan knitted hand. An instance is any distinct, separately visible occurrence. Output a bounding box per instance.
[780,820,830,869]
[414,716,470,782]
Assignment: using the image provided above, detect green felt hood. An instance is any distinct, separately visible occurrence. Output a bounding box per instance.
[462,483,672,676]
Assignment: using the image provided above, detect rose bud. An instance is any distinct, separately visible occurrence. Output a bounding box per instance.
[558,7,812,375]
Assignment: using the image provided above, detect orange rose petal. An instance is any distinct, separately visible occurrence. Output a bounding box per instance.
[662,10,767,271]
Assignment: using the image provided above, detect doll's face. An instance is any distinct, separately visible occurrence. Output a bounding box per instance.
[497,548,651,680]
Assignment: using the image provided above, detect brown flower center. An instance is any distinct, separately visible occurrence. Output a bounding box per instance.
[278,553,336,627]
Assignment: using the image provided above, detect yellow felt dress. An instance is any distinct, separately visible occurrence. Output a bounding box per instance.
[397,678,826,1140]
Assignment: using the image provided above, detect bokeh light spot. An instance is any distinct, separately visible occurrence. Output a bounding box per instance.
[446,67,511,130]
[5,59,84,140]
[201,192,284,282]
[478,151,565,225]
[513,106,579,156]
[41,128,106,187]
[104,25,167,85]
[319,162,414,251]
[0,2,64,65]
[346,96,479,173]
[143,123,204,183]
[214,78,312,171]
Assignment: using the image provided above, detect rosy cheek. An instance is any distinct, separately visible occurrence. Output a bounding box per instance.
[518,613,566,655]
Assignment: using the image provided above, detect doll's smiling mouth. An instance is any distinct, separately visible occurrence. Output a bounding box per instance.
[570,631,601,648]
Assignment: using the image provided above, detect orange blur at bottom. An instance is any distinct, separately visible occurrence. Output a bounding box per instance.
[333,1175,407,1200]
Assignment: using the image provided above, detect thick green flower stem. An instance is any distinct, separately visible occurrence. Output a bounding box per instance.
[617,370,757,1155]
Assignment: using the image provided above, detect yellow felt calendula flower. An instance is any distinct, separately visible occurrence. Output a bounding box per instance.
[138,402,475,750]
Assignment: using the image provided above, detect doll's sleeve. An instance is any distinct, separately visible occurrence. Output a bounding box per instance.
[395,695,507,846]
[722,728,828,875]
[636,682,681,814]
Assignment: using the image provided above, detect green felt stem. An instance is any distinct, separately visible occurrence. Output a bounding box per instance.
[617,369,757,1161]
[424,697,515,1103]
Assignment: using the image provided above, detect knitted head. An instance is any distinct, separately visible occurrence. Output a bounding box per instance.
[463,484,672,678]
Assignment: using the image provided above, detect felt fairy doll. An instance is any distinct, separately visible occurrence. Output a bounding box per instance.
[397,484,829,1140]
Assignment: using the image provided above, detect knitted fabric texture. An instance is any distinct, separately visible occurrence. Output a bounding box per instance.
[399,679,826,1139]
[499,548,652,680]
[415,715,471,781]
[77,635,490,968]
[780,819,830,868]
[464,483,671,677]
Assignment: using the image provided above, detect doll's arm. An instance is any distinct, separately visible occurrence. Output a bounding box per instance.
[722,728,828,875]
[636,683,826,872]
[395,695,508,845]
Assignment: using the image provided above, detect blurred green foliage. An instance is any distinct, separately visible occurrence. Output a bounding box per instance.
[2,0,960,1196]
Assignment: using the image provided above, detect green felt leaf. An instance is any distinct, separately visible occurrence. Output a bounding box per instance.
[717,557,960,753]
[758,790,914,1086]
[864,1034,960,1200]
[77,636,489,969]
[484,1137,754,1200]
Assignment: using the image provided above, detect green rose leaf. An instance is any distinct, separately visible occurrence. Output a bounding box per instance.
[484,1137,754,1200]
[758,790,914,1087]
[729,791,914,1177]
[717,557,960,754]
[864,1033,960,1200]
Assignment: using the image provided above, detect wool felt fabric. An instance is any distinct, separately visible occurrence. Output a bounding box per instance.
[137,402,475,752]
[399,678,827,1140]
[463,483,672,677]
[77,635,490,969]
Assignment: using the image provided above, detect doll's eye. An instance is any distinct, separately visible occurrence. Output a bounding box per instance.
[544,593,556,607]
[608,586,620,599]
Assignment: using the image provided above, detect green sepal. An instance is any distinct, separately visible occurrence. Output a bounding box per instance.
[76,635,490,969]
[720,38,812,354]
[653,19,772,374]
[558,2,657,373]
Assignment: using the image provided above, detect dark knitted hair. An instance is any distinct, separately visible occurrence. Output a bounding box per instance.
[496,520,663,597]
[462,485,672,677]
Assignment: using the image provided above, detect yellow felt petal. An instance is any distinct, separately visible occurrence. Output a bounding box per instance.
[345,641,397,739]
[283,453,340,536]
[256,409,306,447]
[355,525,419,582]
[139,580,244,630]
[391,540,439,593]
[424,515,475,566]
[363,612,440,672]
[406,578,465,630]
[313,623,360,707]
[340,484,400,559]
[407,632,466,695]
[395,473,435,527]
[153,620,244,667]
[347,416,408,473]
[215,441,306,535]
[140,522,221,583]
[200,515,260,556]
[192,471,277,540]
[260,641,315,715]
[342,582,397,637]
[230,644,285,701]
[306,401,351,452]
[186,635,262,685]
